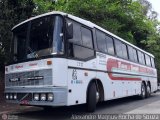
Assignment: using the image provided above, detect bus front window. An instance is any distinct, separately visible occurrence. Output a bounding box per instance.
[12,15,64,62]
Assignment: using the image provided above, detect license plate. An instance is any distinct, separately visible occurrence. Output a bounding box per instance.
[20,100,29,105]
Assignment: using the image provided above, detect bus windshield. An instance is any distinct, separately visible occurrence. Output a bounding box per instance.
[12,15,64,62]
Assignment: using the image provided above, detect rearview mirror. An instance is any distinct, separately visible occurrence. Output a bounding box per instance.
[66,22,73,39]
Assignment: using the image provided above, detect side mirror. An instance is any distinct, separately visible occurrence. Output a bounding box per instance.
[66,22,73,39]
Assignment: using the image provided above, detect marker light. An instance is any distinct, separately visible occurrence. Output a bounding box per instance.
[6,94,9,99]
[34,93,39,101]
[48,93,54,101]
[10,94,13,99]
[13,94,17,100]
[41,93,46,101]
[47,60,52,65]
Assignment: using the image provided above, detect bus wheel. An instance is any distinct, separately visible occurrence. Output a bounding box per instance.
[87,82,97,112]
[146,84,151,98]
[140,82,146,99]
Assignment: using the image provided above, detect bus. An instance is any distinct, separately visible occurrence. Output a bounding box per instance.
[5,11,157,112]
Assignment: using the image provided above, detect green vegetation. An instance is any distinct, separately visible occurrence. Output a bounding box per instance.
[0,0,160,81]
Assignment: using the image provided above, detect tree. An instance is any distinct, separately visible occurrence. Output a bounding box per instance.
[0,0,34,70]
[0,0,160,81]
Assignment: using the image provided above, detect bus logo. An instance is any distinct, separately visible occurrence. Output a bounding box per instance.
[72,69,77,80]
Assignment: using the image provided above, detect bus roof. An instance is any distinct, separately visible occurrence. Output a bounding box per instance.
[12,11,154,58]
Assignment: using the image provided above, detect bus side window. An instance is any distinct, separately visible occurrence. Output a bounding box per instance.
[114,38,128,59]
[151,57,155,68]
[145,54,151,67]
[128,46,138,62]
[141,52,145,65]
[67,19,94,60]
[121,43,128,59]
[138,51,145,65]
[114,38,123,58]
[81,27,93,49]
[106,35,115,55]
[96,30,107,53]
[133,48,138,62]
[128,46,134,61]
[138,51,142,64]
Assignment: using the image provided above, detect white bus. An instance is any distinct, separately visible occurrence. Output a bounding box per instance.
[5,11,157,112]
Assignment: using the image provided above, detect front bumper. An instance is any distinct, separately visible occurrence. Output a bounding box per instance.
[5,87,67,106]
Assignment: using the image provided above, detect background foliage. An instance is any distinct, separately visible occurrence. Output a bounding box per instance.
[0,0,160,81]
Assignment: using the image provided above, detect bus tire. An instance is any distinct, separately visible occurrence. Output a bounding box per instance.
[140,82,146,99]
[146,84,151,98]
[86,82,97,112]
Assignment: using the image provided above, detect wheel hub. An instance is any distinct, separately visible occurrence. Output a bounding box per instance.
[96,92,99,102]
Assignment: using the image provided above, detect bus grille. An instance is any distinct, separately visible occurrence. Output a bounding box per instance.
[5,69,52,87]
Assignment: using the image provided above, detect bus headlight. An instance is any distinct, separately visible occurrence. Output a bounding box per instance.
[40,93,46,101]
[47,93,53,101]
[13,93,17,100]
[10,94,13,99]
[34,93,39,101]
[6,94,9,99]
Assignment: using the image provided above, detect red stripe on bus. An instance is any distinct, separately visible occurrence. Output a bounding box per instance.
[106,58,154,81]
[108,73,141,81]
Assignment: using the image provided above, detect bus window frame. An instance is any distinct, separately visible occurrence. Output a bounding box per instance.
[95,28,116,57]
[65,17,96,61]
